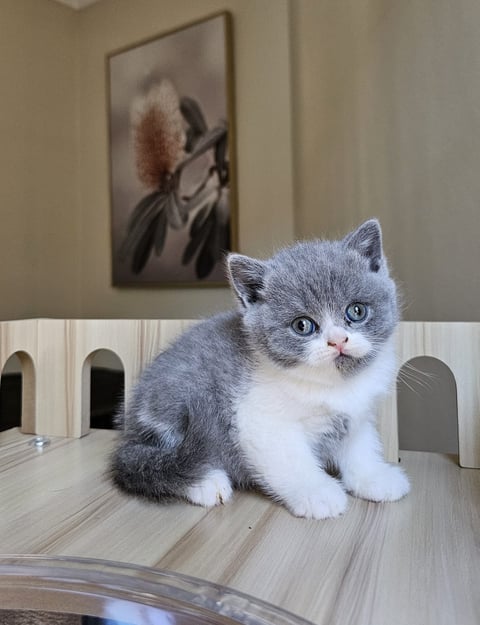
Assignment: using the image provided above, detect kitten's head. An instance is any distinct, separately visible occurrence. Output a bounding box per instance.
[227,220,398,377]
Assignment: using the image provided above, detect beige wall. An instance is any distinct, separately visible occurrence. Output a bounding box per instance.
[0,0,80,320]
[1,0,480,322]
[291,0,480,322]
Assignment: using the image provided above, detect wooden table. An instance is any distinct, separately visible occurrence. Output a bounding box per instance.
[1,428,479,625]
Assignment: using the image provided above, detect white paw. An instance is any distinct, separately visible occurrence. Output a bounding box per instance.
[344,463,410,502]
[185,469,233,507]
[286,480,348,520]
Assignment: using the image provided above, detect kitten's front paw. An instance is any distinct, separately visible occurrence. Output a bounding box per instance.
[286,480,348,520]
[344,463,410,503]
[185,469,233,507]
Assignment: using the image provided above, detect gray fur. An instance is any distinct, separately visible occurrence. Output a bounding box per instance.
[110,219,398,503]
[314,414,350,476]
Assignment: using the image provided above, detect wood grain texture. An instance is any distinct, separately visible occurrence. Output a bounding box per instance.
[0,429,479,625]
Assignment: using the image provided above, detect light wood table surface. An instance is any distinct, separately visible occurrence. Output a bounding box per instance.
[1,428,479,625]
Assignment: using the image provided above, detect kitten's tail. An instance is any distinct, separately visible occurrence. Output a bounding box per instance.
[109,434,208,502]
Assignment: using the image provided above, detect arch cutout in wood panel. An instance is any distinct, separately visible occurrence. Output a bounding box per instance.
[0,351,36,434]
[83,349,125,434]
[397,356,459,459]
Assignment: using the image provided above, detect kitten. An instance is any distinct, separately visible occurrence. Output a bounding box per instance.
[110,219,410,519]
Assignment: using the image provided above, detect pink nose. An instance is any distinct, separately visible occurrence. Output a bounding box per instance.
[327,336,349,353]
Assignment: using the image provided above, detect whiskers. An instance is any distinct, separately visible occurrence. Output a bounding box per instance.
[397,361,438,396]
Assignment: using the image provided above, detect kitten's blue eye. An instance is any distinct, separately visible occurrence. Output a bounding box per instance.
[291,317,317,336]
[345,303,368,323]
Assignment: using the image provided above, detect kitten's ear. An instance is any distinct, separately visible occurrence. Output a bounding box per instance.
[227,253,267,308]
[343,219,384,272]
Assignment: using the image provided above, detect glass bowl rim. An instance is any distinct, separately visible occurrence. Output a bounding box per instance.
[0,554,314,625]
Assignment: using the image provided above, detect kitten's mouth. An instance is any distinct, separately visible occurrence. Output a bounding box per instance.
[335,351,374,375]
[329,343,353,360]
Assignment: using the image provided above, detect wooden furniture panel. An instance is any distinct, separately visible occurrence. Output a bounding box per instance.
[381,322,480,467]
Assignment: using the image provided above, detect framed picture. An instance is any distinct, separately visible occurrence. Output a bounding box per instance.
[107,12,237,287]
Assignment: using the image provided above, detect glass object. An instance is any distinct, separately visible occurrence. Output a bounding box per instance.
[0,556,313,625]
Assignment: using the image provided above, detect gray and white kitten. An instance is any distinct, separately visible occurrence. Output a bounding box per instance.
[111,220,409,519]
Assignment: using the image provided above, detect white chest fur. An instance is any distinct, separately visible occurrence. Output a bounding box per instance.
[232,336,407,519]
[235,337,396,440]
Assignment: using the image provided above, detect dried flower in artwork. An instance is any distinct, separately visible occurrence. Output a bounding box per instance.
[119,80,231,279]
[131,81,186,191]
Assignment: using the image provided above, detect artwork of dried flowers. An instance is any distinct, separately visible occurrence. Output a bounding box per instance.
[107,13,236,286]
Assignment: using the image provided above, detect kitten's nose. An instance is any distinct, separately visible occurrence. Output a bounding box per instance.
[327,333,349,353]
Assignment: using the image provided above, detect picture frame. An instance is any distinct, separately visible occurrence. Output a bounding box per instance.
[107,12,237,287]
